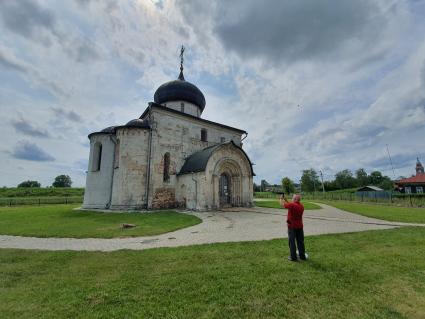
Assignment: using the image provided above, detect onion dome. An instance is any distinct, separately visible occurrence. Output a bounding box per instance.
[154,78,206,112]
[153,46,206,112]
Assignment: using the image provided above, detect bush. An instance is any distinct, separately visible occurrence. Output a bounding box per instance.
[52,175,72,188]
[17,181,41,188]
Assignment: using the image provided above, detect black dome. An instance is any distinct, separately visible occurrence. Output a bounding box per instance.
[125,118,150,128]
[101,126,117,133]
[154,78,206,112]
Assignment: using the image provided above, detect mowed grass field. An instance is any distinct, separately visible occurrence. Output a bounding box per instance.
[254,199,321,210]
[0,187,84,197]
[319,201,425,223]
[0,188,85,206]
[1,227,425,318]
[0,205,201,238]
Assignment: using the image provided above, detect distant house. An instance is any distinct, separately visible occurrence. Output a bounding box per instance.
[265,185,282,192]
[357,186,383,192]
[395,158,425,194]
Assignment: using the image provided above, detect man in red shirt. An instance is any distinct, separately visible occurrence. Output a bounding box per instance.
[280,194,306,261]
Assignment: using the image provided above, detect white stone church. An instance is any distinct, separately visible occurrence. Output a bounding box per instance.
[83,53,254,210]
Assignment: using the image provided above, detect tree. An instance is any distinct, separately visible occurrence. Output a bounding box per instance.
[260,180,269,192]
[379,176,394,190]
[355,168,368,187]
[253,183,261,192]
[281,177,295,194]
[17,180,41,188]
[334,169,356,189]
[369,171,383,185]
[301,169,320,192]
[52,175,72,188]
[323,180,338,191]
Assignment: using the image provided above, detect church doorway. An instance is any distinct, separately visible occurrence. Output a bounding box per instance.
[219,173,231,207]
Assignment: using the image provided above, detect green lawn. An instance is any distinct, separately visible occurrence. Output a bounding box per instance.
[254,191,275,198]
[319,201,425,223]
[0,187,84,197]
[0,205,201,238]
[1,227,425,318]
[254,199,321,210]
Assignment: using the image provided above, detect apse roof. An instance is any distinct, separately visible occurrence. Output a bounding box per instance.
[178,141,255,176]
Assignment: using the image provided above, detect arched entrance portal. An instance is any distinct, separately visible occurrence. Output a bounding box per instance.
[219,173,231,207]
[214,158,244,209]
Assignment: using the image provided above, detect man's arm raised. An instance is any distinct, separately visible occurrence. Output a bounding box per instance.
[279,194,289,208]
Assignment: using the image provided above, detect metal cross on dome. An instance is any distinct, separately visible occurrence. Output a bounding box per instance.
[180,45,185,69]
[178,45,185,80]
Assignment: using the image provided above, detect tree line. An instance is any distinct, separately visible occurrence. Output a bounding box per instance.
[17,175,73,188]
[255,168,395,194]
[300,168,393,192]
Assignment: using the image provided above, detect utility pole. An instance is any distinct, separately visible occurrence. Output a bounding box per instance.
[319,170,325,193]
[386,144,396,179]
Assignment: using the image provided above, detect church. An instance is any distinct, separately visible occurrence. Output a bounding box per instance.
[395,158,425,194]
[83,49,254,210]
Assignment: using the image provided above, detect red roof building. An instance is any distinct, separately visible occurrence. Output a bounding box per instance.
[395,158,425,194]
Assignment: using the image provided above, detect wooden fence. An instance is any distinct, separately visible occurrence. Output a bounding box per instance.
[0,196,84,207]
[255,192,425,207]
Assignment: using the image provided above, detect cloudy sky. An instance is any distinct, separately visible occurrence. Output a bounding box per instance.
[1,0,425,187]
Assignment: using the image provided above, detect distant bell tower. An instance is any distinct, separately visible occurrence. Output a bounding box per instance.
[416,157,424,175]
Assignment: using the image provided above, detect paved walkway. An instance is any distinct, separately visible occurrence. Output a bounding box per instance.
[0,203,423,252]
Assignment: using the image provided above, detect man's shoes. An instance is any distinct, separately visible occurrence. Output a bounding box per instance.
[287,257,298,262]
[299,252,309,260]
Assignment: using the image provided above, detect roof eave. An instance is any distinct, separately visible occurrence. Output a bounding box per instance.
[87,132,113,139]
[88,125,150,139]
[176,169,205,176]
[140,103,247,134]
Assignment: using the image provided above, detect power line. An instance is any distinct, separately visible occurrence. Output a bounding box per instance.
[386,144,396,179]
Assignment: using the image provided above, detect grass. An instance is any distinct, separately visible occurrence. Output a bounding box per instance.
[0,196,83,207]
[326,188,358,193]
[318,200,425,223]
[254,199,321,210]
[0,205,201,238]
[254,191,276,197]
[1,227,425,318]
[0,187,85,207]
[0,187,84,197]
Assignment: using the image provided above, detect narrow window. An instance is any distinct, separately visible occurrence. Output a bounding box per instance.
[201,129,207,142]
[220,137,225,143]
[92,142,102,171]
[163,152,170,182]
[181,102,185,113]
[405,186,411,194]
[416,186,423,194]
[114,139,120,168]
[97,144,102,171]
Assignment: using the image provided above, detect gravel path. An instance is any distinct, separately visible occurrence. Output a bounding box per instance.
[0,203,423,252]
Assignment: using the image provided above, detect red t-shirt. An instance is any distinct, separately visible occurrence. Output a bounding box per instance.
[284,202,304,229]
